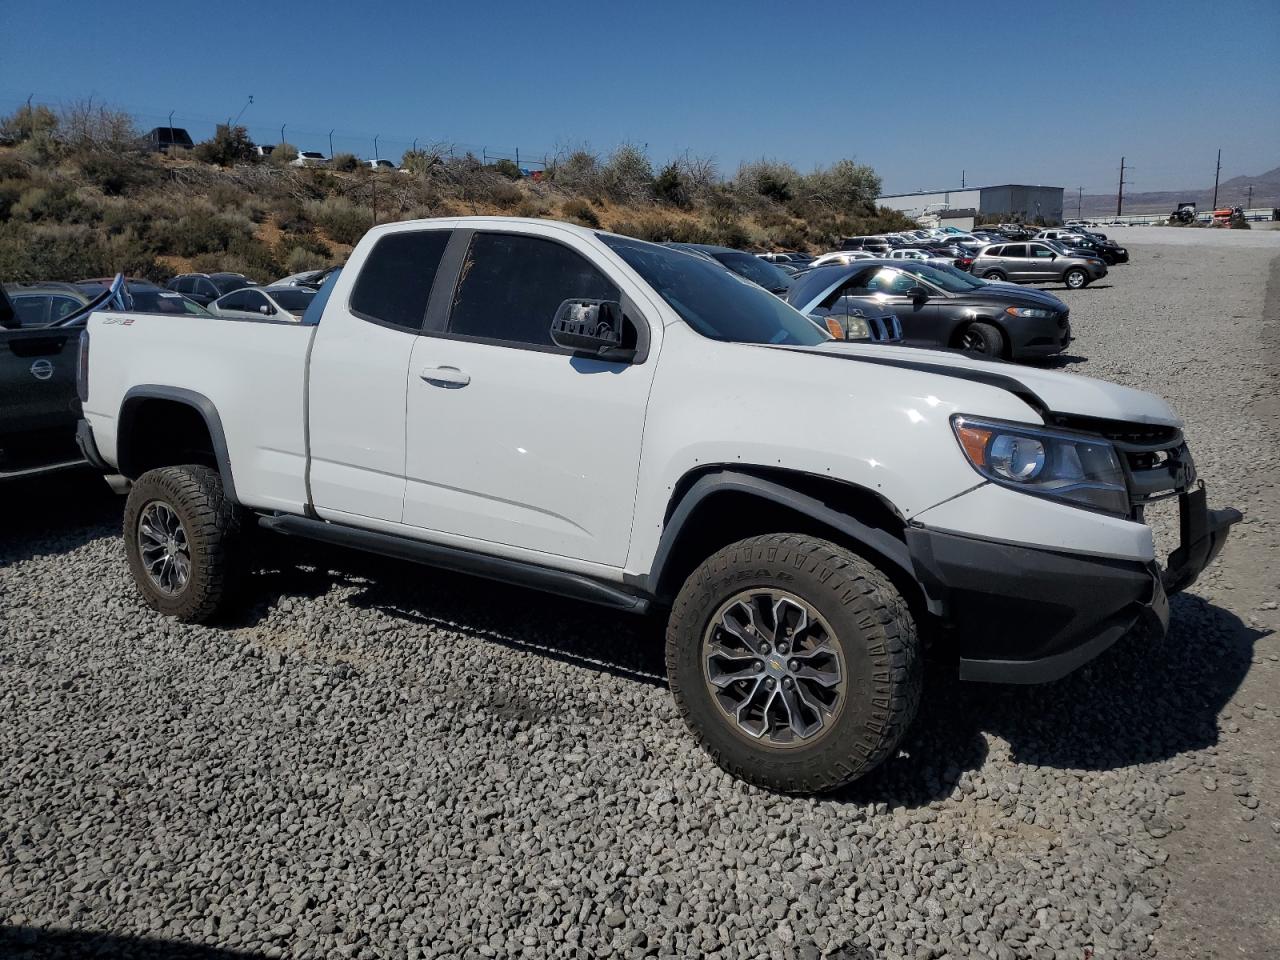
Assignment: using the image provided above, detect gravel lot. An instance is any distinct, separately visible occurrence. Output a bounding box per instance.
[3,227,1278,960]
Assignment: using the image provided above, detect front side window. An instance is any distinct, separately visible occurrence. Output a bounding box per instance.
[448,233,618,348]
[1030,244,1056,259]
[349,229,450,332]
[49,296,84,322]
[1002,244,1027,258]
[601,234,827,346]
[218,290,252,311]
[12,295,50,327]
[212,276,251,295]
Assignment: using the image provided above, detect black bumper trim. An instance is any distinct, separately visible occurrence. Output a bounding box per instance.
[75,419,110,471]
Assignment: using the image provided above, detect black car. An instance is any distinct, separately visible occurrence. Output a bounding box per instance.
[785,260,1071,361]
[1077,232,1129,263]
[664,243,793,295]
[165,272,256,306]
[839,235,893,254]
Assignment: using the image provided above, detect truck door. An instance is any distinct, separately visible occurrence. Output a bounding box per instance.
[306,227,453,524]
[401,227,658,567]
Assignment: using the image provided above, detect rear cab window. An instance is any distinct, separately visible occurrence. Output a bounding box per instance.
[349,229,452,332]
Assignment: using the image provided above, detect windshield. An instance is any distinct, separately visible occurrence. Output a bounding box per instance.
[600,235,828,346]
[267,288,317,312]
[129,289,213,315]
[301,267,341,326]
[898,262,987,292]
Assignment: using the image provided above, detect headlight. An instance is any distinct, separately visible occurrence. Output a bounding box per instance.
[1088,259,1104,266]
[951,415,1128,514]
[1005,306,1053,319]
[843,315,872,340]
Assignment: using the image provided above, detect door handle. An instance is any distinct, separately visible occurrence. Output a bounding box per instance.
[420,365,471,388]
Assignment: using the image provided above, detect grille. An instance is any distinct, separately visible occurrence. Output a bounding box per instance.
[1050,414,1191,509]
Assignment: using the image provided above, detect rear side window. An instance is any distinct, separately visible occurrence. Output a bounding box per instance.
[1002,244,1027,258]
[447,233,618,348]
[350,229,451,331]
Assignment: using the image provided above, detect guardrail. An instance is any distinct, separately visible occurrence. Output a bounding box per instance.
[1081,208,1278,226]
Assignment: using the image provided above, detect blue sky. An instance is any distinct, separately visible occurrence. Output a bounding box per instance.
[2,0,1277,194]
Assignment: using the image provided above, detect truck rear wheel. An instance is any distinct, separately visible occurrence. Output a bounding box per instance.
[123,465,243,623]
[666,534,921,793]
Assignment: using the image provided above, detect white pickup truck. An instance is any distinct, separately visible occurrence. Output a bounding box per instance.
[77,217,1239,793]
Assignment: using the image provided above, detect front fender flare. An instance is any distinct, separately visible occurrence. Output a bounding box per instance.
[647,469,916,601]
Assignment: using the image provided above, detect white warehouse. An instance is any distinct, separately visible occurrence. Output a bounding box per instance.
[877,184,1065,225]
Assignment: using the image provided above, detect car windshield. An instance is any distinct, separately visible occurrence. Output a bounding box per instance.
[212,275,252,294]
[711,251,792,292]
[600,235,828,346]
[267,288,317,312]
[129,289,212,315]
[897,262,987,293]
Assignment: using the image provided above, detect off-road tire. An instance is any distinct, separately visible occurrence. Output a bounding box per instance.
[123,465,243,623]
[1064,267,1089,289]
[666,534,921,794]
[982,269,1007,281]
[960,321,1005,358]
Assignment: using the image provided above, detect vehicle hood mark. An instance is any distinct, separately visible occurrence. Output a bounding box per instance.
[30,359,54,381]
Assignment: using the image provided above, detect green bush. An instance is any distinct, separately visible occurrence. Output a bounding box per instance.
[600,144,654,203]
[0,105,59,144]
[77,152,155,196]
[330,152,360,173]
[282,245,330,274]
[267,143,300,167]
[561,198,600,228]
[0,222,160,282]
[275,231,330,260]
[736,159,798,204]
[653,163,688,207]
[484,179,524,209]
[193,124,256,167]
[306,196,369,246]
[491,158,522,180]
[155,209,252,257]
[10,182,94,224]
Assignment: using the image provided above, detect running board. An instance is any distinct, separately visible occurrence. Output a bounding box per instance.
[0,457,87,481]
[258,514,651,614]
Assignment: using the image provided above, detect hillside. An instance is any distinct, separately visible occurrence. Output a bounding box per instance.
[1077,165,1280,217]
[0,107,913,284]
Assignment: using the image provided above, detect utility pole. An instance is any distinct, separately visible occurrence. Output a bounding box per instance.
[1077,186,1083,219]
[1116,156,1126,217]
[961,169,965,189]
[168,110,175,147]
[329,129,334,158]
[1211,148,1222,209]
[374,134,380,162]
[1247,184,1253,209]
[279,124,286,147]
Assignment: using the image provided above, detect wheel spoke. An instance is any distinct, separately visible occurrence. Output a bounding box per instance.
[795,663,842,689]
[778,682,821,739]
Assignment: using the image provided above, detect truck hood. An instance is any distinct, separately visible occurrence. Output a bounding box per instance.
[797,342,1183,427]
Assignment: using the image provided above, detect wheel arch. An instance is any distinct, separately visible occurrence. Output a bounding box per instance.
[645,466,934,614]
[116,386,238,503]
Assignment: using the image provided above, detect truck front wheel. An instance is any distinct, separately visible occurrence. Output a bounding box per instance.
[123,464,243,623]
[667,534,921,793]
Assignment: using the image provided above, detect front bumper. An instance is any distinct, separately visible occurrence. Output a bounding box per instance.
[907,485,1240,683]
[1008,312,1072,358]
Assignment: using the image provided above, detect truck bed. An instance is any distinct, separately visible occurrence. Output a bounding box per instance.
[82,312,317,513]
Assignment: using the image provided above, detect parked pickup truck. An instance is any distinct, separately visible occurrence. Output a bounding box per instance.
[78,217,1240,793]
[1,277,127,480]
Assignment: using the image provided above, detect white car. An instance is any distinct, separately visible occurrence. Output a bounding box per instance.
[208,285,317,322]
[79,216,1239,794]
[809,250,876,268]
[364,159,397,170]
[290,151,329,168]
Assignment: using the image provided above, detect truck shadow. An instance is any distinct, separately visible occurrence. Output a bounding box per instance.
[238,539,1261,807]
[0,925,266,959]
[0,470,120,567]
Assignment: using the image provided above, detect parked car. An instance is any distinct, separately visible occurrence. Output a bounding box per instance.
[291,151,329,168]
[253,145,274,158]
[970,241,1108,289]
[364,159,397,170]
[839,236,893,254]
[209,285,317,322]
[786,260,1072,360]
[77,216,1239,793]
[140,127,194,153]
[756,252,813,265]
[2,276,128,480]
[3,282,93,328]
[665,243,793,295]
[273,265,342,289]
[810,250,876,268]
[166,273,256,306]
[75,279,211,318]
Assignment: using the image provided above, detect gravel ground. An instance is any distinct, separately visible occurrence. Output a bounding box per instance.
[2,227,1278,960]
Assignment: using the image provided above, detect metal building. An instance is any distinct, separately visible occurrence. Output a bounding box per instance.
[877,184,1065,224]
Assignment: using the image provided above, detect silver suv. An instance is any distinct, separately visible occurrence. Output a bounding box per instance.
[970,240,1108,289]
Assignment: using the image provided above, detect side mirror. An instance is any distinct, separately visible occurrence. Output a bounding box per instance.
[259,304,272,315]
[906,285,929,301]
[550,299,634,361]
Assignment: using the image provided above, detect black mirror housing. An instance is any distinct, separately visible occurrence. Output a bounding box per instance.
[550,299,634,360]
[906,285,930,300]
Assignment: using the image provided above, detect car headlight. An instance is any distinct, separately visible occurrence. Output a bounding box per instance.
[1005,306,1053,319]
[951,415,1129,514]
[842,315,872,340]
[1088,259,1104,266]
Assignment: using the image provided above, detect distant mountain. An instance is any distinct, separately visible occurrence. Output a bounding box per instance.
[1075,165,1280,216]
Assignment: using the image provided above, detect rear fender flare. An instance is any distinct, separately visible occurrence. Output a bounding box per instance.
[117,385,238,503]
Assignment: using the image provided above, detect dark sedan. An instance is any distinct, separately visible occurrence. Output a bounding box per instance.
[785,261,1072,361]
[664,243,793,295]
